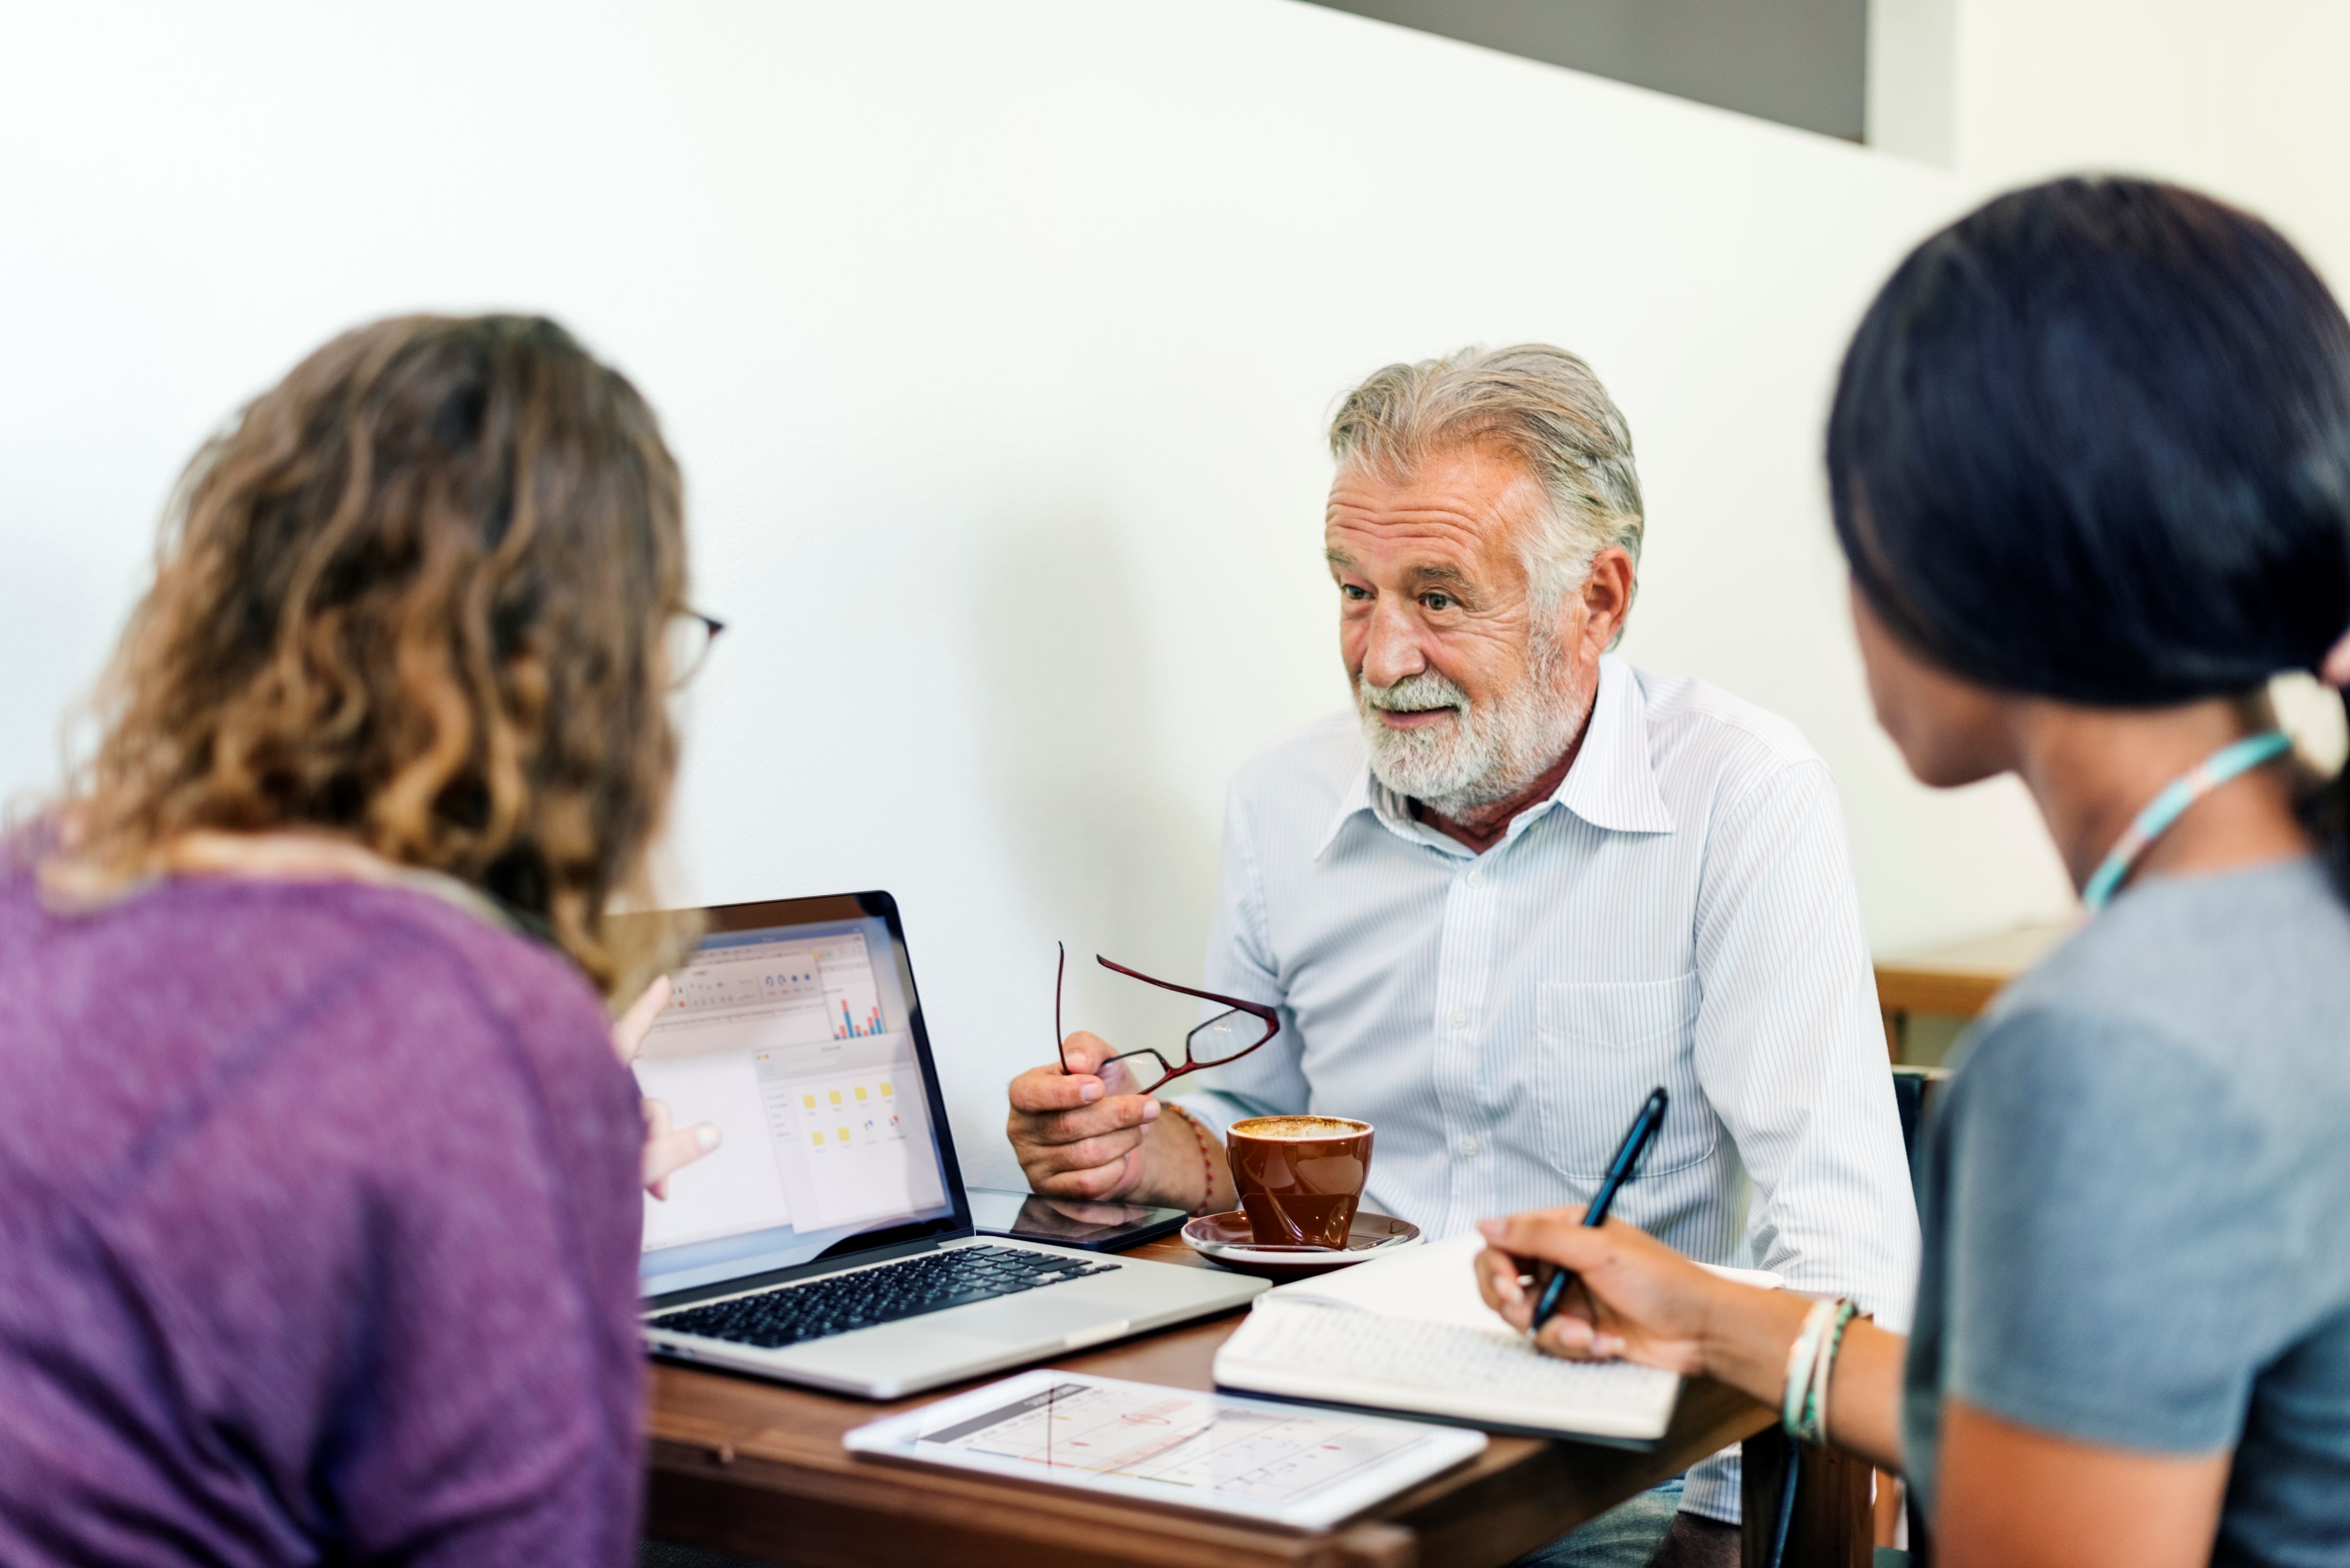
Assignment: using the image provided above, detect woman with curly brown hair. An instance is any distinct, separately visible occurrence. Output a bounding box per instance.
[0,314,718,1565]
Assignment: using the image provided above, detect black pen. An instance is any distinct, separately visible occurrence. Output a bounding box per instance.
[1528,1087,1668,1334]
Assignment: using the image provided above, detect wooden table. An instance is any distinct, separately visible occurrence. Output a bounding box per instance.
[644,1237,1871,1568]
[1874,918,2075,1060]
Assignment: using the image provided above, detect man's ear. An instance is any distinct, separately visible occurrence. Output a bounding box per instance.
[1579,547,1636,652]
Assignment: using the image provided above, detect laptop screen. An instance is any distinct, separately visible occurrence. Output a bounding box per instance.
[627,894,964,1299]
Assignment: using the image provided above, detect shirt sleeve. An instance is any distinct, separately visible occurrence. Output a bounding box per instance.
[1937,1005,2288,1453]
[1174,779,1311,1140]
[1677,760,1920,1523]
[1690,758,1920,1322]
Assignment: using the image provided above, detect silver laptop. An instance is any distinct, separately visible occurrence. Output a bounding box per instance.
[621,892,1265,1398]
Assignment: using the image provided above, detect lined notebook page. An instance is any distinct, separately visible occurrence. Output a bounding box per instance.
[1212,1234,1685,1440]
[1218,1301,1683,1433]
[1255,1232,1518,1329]
[1261,1232,1781,1323]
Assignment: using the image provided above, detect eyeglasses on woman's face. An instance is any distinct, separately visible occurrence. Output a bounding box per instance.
[665,609,726,689]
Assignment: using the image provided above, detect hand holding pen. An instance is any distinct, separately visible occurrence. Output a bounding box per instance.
[1474,1088,1710,1363]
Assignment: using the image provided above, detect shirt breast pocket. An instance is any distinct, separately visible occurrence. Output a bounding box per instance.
[1533,974,1713,1181]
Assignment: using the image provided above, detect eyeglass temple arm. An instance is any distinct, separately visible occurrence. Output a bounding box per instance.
[1094,954,1280,1025]
[1054,942,1070,1070]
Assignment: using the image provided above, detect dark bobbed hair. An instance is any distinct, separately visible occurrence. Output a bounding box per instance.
[1828,176,2350,894]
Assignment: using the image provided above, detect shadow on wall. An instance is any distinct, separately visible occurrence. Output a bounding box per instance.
[970,499,1223,1060]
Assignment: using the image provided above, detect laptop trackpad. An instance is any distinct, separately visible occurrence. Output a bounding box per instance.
[941,1293,1124,1345]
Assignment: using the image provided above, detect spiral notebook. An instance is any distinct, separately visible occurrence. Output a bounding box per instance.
[1212,1233,1776,1444]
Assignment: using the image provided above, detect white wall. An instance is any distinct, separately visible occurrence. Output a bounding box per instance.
[1924,0,2350,770]
[1949,0,2350,285]
[15,0,2285,1188]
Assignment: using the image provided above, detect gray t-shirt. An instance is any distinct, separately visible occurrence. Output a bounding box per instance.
[1905,858,2350,1565]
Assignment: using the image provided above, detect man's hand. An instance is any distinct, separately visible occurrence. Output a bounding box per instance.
[614,975,722,1200]
[1007,1032,1216,1208]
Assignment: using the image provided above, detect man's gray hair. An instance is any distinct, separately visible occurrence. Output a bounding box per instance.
[1327,344,1644,615]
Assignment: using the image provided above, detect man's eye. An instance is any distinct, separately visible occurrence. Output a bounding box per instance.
[1340,584,1370,602]
[1423,592,1453,611]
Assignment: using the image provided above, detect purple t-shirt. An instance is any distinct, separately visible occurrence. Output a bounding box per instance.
[0,848,646,1565]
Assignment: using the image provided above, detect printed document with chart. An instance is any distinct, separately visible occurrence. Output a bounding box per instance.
[843,1370,1485,1529]
[632,916,953,1295]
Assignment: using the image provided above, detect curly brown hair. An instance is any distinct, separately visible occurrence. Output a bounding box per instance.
[48,313,688,995]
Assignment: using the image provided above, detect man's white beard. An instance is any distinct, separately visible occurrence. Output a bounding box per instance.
[1354,634,1590,820]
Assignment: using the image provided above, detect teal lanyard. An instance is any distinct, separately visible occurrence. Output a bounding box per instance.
[2081,730,2292,911]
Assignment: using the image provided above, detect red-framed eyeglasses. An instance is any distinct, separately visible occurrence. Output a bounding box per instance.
[1054,942,1280,1094]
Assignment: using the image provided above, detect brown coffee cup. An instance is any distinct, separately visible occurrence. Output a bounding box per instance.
[1226,1115,1374,1249]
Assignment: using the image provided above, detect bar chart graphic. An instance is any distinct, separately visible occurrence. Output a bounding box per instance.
[648,932,889,1051]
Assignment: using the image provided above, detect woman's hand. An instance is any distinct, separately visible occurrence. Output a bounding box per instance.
[1477,1207,1908,1471]
[1474,1208,1729,1376]
[613,975,722,1199]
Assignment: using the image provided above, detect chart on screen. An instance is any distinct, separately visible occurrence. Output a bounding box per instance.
[635,924,942,1248]
[658,934,886,1044]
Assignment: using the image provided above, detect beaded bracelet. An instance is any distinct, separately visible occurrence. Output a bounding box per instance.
[1164,1102,1220,1212]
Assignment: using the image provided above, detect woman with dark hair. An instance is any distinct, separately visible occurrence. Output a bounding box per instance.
[0,315,718,1564]
[1475,178,2350,1565]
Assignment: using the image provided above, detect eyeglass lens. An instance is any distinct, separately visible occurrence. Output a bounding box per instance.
[665,612,721,689]
[1185,1009,1258,1066]
[1061,946,1276,1092]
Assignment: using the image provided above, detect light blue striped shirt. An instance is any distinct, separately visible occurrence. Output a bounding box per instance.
[1177,654,1919,1522]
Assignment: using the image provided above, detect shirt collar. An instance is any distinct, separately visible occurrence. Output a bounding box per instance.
[1553,654,1677,835]
[1314,653,1675,860]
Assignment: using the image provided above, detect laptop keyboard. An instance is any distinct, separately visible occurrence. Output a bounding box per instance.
[648,1246,1122,1350]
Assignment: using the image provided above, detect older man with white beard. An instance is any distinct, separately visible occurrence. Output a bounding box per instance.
[1006,345,1916,1567]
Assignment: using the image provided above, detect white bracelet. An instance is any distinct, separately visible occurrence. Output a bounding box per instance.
[1781,1297,1837,1436]
[1806,1300,1859,1447]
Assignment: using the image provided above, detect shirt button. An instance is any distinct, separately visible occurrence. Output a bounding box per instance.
[1460,1136,1480,1157]
[1466,867,1484,887]
[1449,1011,1467,1029]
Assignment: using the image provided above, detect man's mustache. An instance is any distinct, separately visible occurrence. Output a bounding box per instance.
[1357,672,1469,713]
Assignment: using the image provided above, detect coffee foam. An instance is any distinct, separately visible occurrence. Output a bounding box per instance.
[1232,1115,1369,1141]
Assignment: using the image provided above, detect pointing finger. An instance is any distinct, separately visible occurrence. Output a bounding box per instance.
[644,1125,722,1199]
[641,1097,721,1199]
